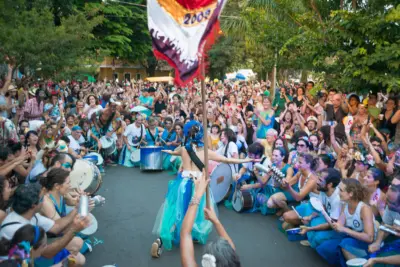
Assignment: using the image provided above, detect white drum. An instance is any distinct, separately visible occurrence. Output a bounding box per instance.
[130,148,140,163]
[100,136,116,155]
[69,159,102,195]
[83,152,104,166]
[80,213,98,236]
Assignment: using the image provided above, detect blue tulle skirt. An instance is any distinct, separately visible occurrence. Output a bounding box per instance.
[152,173,216,250]
[118,145,140,167]
[162,153,172,171]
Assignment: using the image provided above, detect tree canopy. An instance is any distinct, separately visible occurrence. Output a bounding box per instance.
[211,0,400,92]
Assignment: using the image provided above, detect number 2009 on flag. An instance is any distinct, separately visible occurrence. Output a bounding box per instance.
[183,9,213,25]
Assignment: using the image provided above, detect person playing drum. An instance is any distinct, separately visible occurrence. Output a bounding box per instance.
[39,168,95,256]
[119,114,145,168]
[160,117,177,171]
[67,126,86,159]
[90,100,121,164]
[142,117,163,147]
[150,120,256,258]
[240,147,294,215]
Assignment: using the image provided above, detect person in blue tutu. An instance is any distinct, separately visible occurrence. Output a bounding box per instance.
[150,120,255,258]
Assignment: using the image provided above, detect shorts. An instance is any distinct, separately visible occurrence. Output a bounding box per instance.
[34,248,70,267]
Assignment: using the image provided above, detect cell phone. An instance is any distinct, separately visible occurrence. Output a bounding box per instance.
[253,119,258,127]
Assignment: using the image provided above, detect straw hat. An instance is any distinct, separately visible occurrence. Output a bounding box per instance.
[8,84,17,91]
[28,87,38,96]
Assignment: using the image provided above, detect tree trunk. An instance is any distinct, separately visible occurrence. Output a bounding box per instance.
[270,49,278,103]
[340,0,344,10]
[352,0,356,10]
[301,70,309,83]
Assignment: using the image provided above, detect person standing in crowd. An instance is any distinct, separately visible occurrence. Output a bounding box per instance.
[254,96,275,139]
[20,89,45,122]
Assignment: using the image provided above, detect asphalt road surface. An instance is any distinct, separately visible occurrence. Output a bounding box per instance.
[86,166,328,267]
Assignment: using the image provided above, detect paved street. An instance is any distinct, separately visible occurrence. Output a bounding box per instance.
[86,166,328,267]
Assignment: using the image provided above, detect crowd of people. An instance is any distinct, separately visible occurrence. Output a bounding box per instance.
[0,65,399,266]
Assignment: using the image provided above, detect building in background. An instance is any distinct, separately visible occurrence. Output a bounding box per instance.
[98,57,172,82]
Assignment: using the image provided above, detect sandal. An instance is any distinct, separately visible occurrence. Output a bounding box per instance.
[151,238,163,258]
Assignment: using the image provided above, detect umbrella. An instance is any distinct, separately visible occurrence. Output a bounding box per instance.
[130,105,149,113]
[235,73,246,80]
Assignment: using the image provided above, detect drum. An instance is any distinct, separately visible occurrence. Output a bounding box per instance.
[100,136,116,155]
[209,163,232,203]
[80,213,98,236]
[130,148,140,163]
[83,152,104,166]
[346,258,368,267]
[232,190,254,212]
[69,159,102,195]
[208,160,219,175]
[140,146,163,170]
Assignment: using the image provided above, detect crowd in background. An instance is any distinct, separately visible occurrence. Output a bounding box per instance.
[0,70,399,266]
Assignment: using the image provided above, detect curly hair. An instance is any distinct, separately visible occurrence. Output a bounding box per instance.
[342,178,366,202]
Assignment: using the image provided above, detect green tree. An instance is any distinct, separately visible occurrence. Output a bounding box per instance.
[0,0,102,80]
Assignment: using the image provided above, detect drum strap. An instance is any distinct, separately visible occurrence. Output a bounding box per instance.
[165,130,175,143]
[147,128,156,142]
[187,145,205,171]
[132,124,144,147]
[100,111,115,135]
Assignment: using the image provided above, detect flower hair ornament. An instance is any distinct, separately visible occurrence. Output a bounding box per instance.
[202,253,217,267]
[184,120,204,150]
[8,241,31,261]
[354,151,366,163]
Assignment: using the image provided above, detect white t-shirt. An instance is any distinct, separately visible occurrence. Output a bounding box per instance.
[123,123,145,146]
[382,206,400,226]
[217,141,239,174]
[86,105,103,119]
[319,187,342,220]
[0,212,55,240]
[68,135,85,153]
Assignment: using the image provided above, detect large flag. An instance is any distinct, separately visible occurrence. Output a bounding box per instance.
[147,0,226,86]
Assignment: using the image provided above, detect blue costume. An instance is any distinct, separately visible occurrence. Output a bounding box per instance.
[257,163,291,215]
[144,127,159,146]
[161,129,177,171]
[152,121,216,251]
[45,194,91,256]
[255,111,275,139]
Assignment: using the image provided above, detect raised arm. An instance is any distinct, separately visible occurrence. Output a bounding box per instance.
[208,150,252,165]
[180,175,210,267]
[330,123,342,156]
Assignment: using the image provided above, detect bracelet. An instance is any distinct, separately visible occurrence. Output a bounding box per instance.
[189,196,200,206]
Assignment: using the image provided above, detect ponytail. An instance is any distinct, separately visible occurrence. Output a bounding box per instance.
[0,237,12,256]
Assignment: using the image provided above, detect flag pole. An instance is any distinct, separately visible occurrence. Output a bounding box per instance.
[200,57,210,209]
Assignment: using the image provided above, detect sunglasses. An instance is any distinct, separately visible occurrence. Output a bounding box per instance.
[297,144,306,148]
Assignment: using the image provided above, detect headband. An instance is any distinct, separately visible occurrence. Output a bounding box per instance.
[33,226,40,246]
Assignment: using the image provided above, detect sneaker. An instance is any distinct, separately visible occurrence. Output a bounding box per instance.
[151,238,163,258]
[300,240,311,247]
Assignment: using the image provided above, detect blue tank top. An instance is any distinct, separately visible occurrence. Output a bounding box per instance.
[145,127,159,146]
[49,194,66,217]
